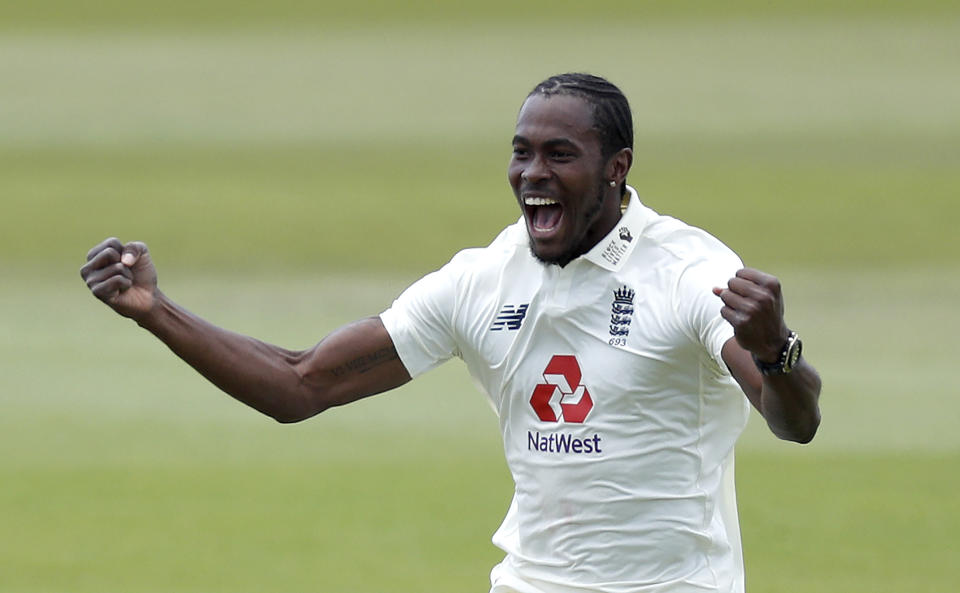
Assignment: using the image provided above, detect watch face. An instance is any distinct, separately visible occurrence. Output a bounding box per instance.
[753,333,801,375]
[786,338,802,369]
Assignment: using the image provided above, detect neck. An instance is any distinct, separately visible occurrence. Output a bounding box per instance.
[579,189,625,253]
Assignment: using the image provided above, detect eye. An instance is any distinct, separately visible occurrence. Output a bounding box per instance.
[550,151,574,160]
[512,147,528,158]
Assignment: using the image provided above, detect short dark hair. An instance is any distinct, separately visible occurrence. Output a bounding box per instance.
[528,73,634,160]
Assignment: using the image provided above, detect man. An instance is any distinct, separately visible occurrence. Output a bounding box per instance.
[81,73,821,593]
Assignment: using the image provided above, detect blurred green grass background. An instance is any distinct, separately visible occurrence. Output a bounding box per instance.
[1,1,958,592]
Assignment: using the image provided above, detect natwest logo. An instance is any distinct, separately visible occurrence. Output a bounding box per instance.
[529,355,594,423]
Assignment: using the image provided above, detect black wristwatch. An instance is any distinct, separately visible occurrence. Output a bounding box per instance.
[752,331,803,376]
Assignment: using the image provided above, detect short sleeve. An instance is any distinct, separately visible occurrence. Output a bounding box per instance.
[379,261,461,378]
[675,251,743,373]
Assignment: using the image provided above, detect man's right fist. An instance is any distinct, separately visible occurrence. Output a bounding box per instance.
[81,237,158,320]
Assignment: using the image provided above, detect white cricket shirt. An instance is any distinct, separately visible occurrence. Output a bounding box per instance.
[380,187,750,593]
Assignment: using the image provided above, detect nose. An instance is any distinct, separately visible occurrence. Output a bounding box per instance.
[521,154,551,184]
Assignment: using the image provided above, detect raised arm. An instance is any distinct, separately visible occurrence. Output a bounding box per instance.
[713,268,822,443]
[80,238,411,423]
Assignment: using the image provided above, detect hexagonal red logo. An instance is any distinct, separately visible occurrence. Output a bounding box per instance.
[529,355,594,423]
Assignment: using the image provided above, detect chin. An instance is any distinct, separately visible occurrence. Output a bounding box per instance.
[529,242,574,268]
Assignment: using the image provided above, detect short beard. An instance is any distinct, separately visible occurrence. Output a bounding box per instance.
[529,180,608,268]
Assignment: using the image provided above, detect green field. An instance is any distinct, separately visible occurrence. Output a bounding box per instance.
[2,2,959,592]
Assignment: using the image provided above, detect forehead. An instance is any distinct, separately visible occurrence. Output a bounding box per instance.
[514,94,599,146]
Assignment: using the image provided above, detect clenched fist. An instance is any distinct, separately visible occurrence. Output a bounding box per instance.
[80,237,158,321]
[713,268,790,363]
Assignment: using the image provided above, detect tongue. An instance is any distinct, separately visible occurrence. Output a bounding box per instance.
[533,204,562,230]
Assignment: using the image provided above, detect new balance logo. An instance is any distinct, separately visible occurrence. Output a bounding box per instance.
[490,304,529,331]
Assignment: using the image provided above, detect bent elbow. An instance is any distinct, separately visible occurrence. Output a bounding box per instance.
[266,388,330,424]
[773,410,821,444]
[789,426,818,445]
[269,404,327,424]
[271,411,307,424]
[269,363,333,423]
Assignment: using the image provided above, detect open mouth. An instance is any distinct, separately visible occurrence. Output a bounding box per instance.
[523,196,564,234]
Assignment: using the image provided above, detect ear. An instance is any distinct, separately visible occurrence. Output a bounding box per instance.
[605,148,633,186]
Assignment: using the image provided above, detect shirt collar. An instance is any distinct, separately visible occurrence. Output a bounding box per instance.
[581,185,650,271]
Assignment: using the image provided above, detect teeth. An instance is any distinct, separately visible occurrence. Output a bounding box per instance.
[524,197,558,206]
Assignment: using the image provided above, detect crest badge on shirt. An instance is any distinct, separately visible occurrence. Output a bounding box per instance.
[608,285,635,347]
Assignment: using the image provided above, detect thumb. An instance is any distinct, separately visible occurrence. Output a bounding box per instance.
[121,241,148,267]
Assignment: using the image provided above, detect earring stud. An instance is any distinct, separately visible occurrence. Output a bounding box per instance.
[609,180,616,187]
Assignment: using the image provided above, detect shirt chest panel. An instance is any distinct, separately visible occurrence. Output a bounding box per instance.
[459,264,701,424]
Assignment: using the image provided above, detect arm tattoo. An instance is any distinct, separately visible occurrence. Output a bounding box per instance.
[330,347,399,377]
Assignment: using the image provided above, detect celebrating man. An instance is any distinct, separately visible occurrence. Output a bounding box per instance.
[82,73,821,593]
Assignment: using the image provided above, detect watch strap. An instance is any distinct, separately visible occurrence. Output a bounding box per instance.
[752,331,802,376]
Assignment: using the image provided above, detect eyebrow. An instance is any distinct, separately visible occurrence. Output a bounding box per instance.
[512,135,578,148]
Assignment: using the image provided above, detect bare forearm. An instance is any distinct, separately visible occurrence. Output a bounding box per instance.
[715,269,824,444]
[82,239,412,420]
[722,339,822,444]
[136,291,319,422]
[759,359,822,443]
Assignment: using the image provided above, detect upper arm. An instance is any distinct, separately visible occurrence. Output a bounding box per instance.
[290,256,463,418]
[294,316,412,413]
[721,337,763,414]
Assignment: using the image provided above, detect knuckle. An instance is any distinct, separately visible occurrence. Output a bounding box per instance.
[93,247,119,265]
[756,292,774,308]
[88,238,120,260]
[722,307,742,325]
